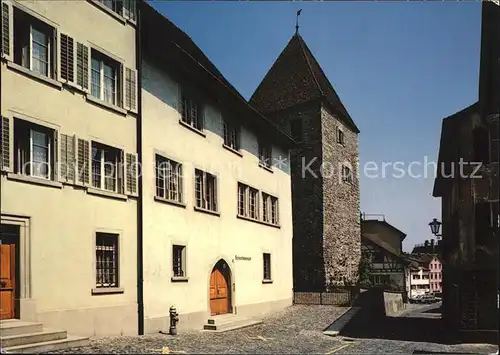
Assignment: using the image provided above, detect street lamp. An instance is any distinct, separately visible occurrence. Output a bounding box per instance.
[429,218,442,239]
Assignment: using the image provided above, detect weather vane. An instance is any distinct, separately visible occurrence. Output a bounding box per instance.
[295,9,302,34]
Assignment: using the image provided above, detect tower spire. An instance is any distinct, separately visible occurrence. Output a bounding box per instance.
[295,9,302,34]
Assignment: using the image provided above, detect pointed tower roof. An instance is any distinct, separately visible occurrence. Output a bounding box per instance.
[250,33,359,133]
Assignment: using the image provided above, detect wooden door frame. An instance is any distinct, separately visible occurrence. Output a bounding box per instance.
[207,258,233,316]
[1,224,21,319]
[1,215,32,311]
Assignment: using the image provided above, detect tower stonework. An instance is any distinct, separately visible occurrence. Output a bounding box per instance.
[251,33,361,290]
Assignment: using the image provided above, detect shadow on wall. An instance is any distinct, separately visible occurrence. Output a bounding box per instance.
[341,288,457,344]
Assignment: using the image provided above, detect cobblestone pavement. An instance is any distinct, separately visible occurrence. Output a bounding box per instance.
[46,305,498,354]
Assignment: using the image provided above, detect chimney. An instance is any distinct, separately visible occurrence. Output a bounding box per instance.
[424,240,429,247]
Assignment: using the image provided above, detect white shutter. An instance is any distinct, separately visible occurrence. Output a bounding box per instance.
[59,134,76,183]
[124,67,137,113]
[1,1,13,62]
[59,133,67,182]
[76,42,89,92]
[76,137,90,186]
[125,152,138,196]
[1,116,13,172]
[58,33,75,83]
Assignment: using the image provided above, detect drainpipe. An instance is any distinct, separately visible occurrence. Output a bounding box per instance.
[135,0,144,336]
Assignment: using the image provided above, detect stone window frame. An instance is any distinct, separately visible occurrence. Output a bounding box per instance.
[336,127,345,146]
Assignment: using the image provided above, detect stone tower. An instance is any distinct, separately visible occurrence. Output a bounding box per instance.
[251,33,361,291]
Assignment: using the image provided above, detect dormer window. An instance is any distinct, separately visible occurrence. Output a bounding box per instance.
[223,120,240,151]
[180,94,203,132]
[259,141,272,169]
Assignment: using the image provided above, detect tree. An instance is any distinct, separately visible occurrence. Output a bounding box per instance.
[358,250,374,288]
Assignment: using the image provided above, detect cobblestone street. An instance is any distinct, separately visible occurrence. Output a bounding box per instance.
[46,305,497,354]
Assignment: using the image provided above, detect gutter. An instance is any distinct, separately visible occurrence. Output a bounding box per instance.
[135,0,145,336]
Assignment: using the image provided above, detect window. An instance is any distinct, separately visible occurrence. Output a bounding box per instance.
[156,155,183,203]
[342,165,352,183]
[172,245,186,278]
[223,120,240,151]
[263,253,271,281]
[13,118,54,180]
[91,141,122,193]
[13,8,55,78]
[262,193,279,225]
[337,128,345,145]
[413,274,420,280]
[195,169,217,212]
[99,0,122,13]
[372,251,384,263]
[91,49,120,106]
[238,183,259,219]
[259,141,272,168]
[180,94,203,131]
[290,119,302,142]
[96,233,119,288]
[96,0,136,21]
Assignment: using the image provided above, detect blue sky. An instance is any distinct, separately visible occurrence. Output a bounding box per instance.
[150,1,482,251]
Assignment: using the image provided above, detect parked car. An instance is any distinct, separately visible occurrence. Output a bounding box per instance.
[409,295,423,304]
[420,294,439,304]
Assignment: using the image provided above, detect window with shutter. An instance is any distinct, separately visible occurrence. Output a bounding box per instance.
[77,138,90,185]
[11,8,57,78]
[125,152,138,196]
[91,49,120,106]
[59,134,75,183]
[124,67,137,112]
[1,1,12,60]
[1,116,12,171]
[12,118,55,180]
[60,33,74,83]
[76,42,89,90]
[91,141,122,193]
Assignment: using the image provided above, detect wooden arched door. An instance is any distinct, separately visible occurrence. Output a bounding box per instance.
[209,261,231,315]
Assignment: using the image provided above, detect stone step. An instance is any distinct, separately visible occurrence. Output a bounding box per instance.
[3,334,89,354]
[204,316,262,332]
[0,329,67,348]
[323,307,361,337]
[0,321,44,337]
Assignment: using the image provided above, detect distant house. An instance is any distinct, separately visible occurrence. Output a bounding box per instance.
[405,254,442,298]
[411,239,441,255]
[360,214,408,290]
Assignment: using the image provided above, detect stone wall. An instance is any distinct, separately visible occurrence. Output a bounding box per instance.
[383,291,405,315]
[321,105,361,286]
[264,101,361,291]
[267,102,326,291]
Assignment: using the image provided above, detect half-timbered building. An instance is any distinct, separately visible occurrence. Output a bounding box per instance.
[361,214,407,290]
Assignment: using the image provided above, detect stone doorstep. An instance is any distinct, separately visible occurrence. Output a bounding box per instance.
[0,319,89,354]
[203,315,263,333]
